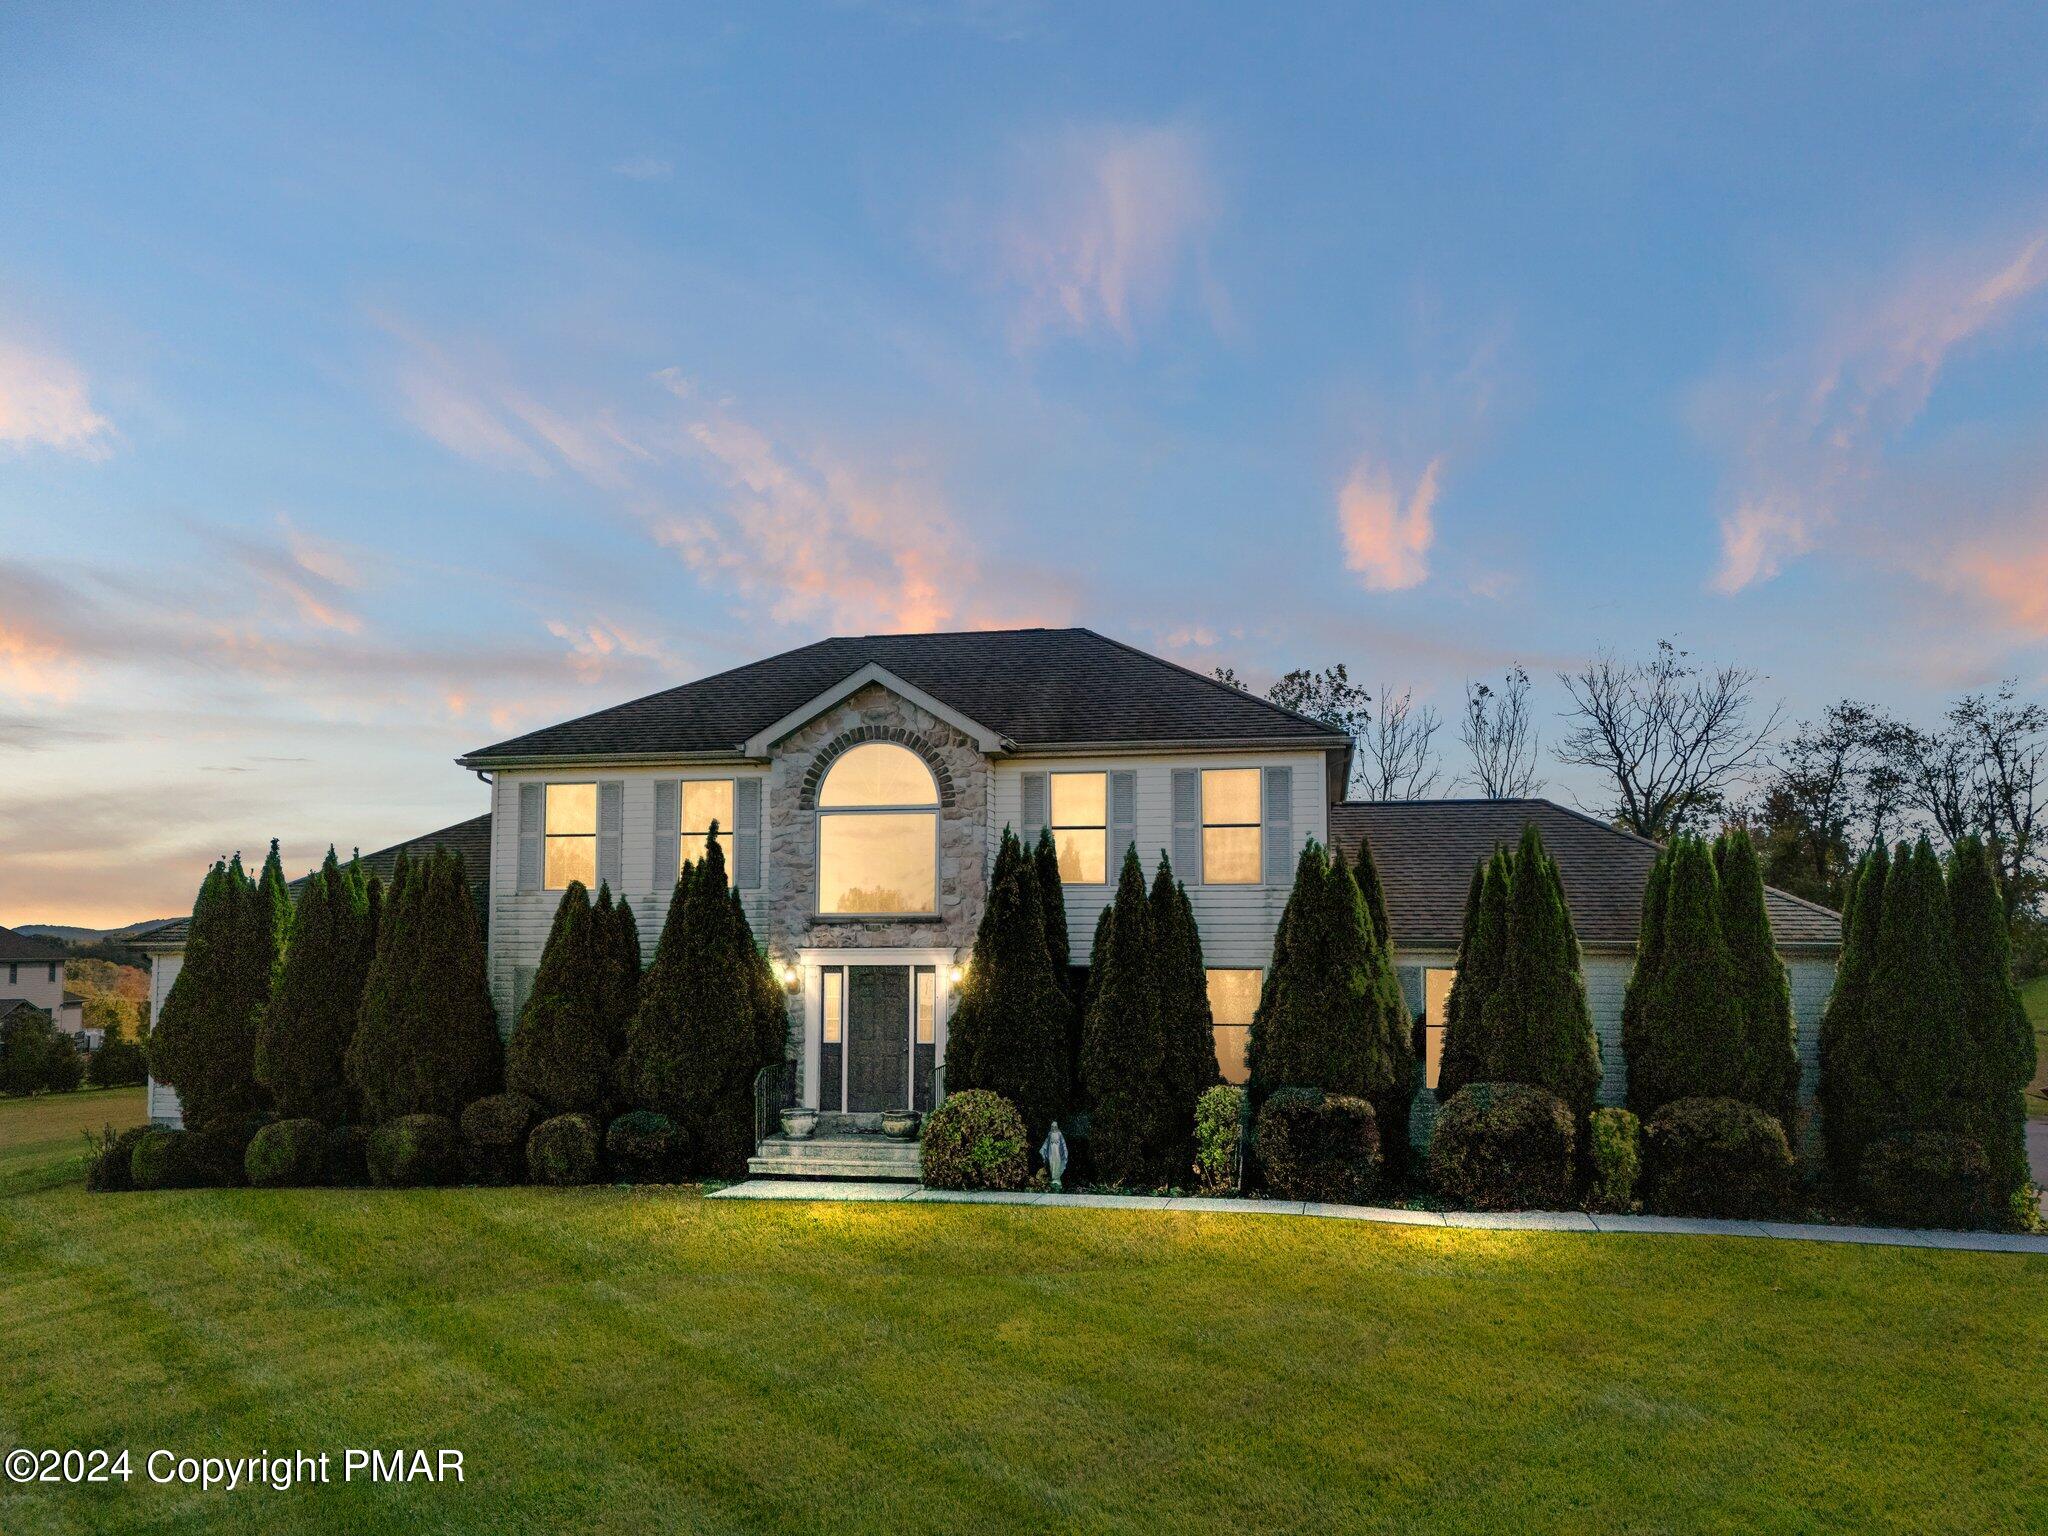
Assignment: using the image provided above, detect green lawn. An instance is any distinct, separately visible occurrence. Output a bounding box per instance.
[1,1104,2043,1536]
[2027,976,2048,1117]
[0,1086,146,1197]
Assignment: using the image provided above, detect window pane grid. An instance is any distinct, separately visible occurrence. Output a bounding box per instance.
[915,970,936,1044]
[822,969,843,1044]
[1050,772,1108,884]
[544,782,596,890]
[1201,769,1262,885]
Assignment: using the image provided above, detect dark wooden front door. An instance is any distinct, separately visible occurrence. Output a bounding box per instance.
[845,967,909,1113]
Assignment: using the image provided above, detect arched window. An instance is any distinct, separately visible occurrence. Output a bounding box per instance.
[816,743,940,915]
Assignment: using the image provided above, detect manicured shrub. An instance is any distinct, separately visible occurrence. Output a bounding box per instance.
[626,835,786,1178]
[348,849,503,1122]
[1437,857,1506,1103]
[1080,848,1179,1186]
[1192,1084,1246,1193]
[1427,1082,1577,1211]
[460,1091,540,1184]
[1717,830,1801,1126]
[595,884,643,1063]
[1858,1131,2003,1231]
[1625,837,1746,1115]
[919,1090,1029,1192]
[1349,837,1418,1163]
[506,881,614,1116]
[1031,826,1082,1099]
[605,1110,687,1182]
[945,829,1071,1141]
[148,853,273,1131]
[1640,1096,1794,1220]
[365,1113,461,1188]
[86,1125,151,1192]
[256,848,370,1123]
[1948,837,2036,1209]
[4,1009,85,1095]
[322,1123,370,1186]
[1254,1087,1381,1204]
[245,1118,328,1188]
[1587,1106,1641,1213]
[527,1112,602,1186]
[130,1128,204,1191]
[85,1016,148,1087]
[1818,845,1888,1189]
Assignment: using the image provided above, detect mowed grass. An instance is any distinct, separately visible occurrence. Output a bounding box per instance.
[2027,976,2048,1117]
[1,1113,2043,1536]
[0,1086,145,1196]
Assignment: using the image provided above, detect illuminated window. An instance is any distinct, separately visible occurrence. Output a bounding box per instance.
[822,969,843,1044]
[816,744,939,915]
[1424,968,1456,1091]
[1051,771,1108,884]
[1202,769,1262,884]
[544,783,596,890]
[1206,968,1261,1085]
[916,969,936,1044]
[681,778,736,884]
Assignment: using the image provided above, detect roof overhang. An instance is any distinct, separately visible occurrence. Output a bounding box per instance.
[456,748,755,773]
[742,662,1011,757]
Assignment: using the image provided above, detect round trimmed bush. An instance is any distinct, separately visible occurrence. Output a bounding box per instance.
[1255,1087,1381,1203]
[366,1114,461,1188]
[605,1110,686,1183]
[1640,1096,1794,1219]
[1427,1082,1577,1211]
[1193,1084,1246,1193]
[919,1090,1029,1192]
[460,1091,541,1185]
[1858,1131,2002,1230]
[1587,1106,1642,1213]
[245,1118,328,1188]
[527,1112,602,1186]
[88,1125,152,1192]
[130,1129,204,1190]
[323,1123,370,1186]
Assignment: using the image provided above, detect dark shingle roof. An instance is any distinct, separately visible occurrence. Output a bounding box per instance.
[1330,799,1842,953]
[459,627,1348,763]
[132,814,493,954]
[0,925,68,963]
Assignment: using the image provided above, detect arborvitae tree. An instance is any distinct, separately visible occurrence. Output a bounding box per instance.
[1032,826,1081,1097]
[734,887,789,1101]
[1436,851,1510,1102]
[347,848,501,1120]
[149,854,270,1131]
[1352,833,1397,965]
[1862,839,1974,1142]
[626,858,697,1123]
[254,838,293,981]
[1625,837,1745,1115]
[1818,845,1888,1188]
[1082,845,1185,1184]
[506,882,613,1115]
[1619,845,1672,1099]
[255,848,369,1122]
[945,829,1070,1140]
[600,884,643,1045]
[1718,829,1800,1126]
[1346,840,1416,1157]
[1152,853,1221,1128]
[1479,825,1602,1117]
[1948,836,2035,1204]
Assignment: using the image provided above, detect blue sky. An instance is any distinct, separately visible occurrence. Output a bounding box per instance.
[4,2,2048,924]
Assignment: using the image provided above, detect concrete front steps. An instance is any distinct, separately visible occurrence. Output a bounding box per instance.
[747,1133,922,1182]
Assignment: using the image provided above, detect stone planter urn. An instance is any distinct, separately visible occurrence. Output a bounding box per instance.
[780,1108,820,1140]
[880,1110,921,1140]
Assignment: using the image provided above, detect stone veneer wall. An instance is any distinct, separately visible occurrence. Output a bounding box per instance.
[763,684,990,1098]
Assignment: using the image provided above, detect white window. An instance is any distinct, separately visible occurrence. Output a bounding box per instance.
[1050,771,1108,885]
[544,783,596,890]
[1424,968,1455,1091]
[916,969,937,1045]
[1206,968,1261,1086]
[822,969,844,1045]
[1202,769,1262,885]
[816,743,939,916]
[681,778,736,884]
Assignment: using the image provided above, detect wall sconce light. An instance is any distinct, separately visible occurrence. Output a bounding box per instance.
[779,963,800,993]
[947,962,965,986]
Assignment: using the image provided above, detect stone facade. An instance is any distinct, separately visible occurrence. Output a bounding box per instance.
[762,684,991,1099]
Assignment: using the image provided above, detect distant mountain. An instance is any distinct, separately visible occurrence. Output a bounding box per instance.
[14,919,179,944]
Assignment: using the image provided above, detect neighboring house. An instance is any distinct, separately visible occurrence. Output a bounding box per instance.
[132,815,491,1127]
[0,924,82,1038]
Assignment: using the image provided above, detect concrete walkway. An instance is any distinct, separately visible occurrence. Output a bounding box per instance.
[708,1180,2048,1254]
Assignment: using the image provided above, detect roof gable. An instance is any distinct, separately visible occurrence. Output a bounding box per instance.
[742,662,1008,755]
[458,627,1348,764]
[0,926,67,963]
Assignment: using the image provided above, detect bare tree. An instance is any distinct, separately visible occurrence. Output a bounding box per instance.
[1457,666,1543,798]
[1358,684,1443,801]
[1555,640,1782,840]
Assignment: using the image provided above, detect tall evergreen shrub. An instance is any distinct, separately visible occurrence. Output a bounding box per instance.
[1717,829,1801,1126]
[1948,836,2035,1204]
[945,829,1070,1140]
[149,854,271,1130]
[1862,839,1975,1143]
[1347,840,1416,1155]
[1080,846,1180,1184]
[1818,845,1888,1188]
[1473,825,1600,1117]
[255,848,369,1121]
[506,881,613,1115]
[1618,847,1671,1100]
[1625,837,1745,1115]
[1436,856,1507,1103]
[1032,825,1081,1096]
[1152,853,1221,1129]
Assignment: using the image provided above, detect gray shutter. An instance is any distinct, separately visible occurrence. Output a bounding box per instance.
[597,779,624,893]
[653,780,680,889]
[1019,771,1048,846]
[1171,768,1202,884]
[516,782,543,893]
[1263,765,1293,886]
[1109,770,1137,869]
[734,777,763,890]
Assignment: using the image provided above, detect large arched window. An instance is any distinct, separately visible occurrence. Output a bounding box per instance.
[816,743,940,915]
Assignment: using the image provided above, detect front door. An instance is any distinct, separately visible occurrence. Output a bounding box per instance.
[845,966,909,1113]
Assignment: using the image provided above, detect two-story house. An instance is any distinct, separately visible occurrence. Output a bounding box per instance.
[0,925,85,1041]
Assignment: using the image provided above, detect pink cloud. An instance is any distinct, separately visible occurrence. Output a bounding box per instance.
[1946,534,2048,638]
[0,337,115,458]
[1339,456,1441,592]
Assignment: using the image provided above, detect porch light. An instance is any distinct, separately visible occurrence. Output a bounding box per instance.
[779,963,800,992]
[948,962,965,986]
